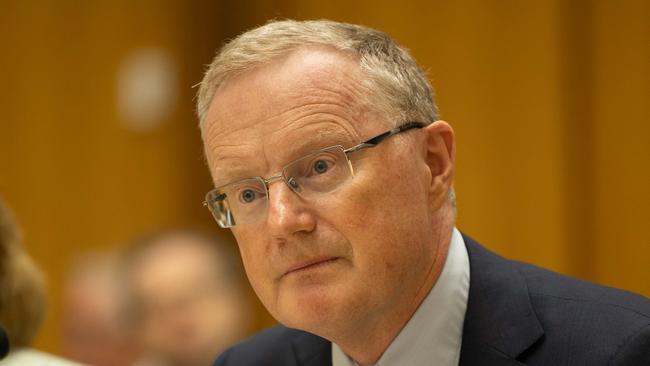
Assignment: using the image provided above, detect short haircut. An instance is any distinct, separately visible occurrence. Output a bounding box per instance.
[196,19,439,131]
[0,198,47,348]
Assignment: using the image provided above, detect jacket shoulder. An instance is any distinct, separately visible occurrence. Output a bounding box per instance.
[462,233,650,365]
[214,326,302,366]
[514,259,650,318]
[214,325,330,366]
[513,257,650,364]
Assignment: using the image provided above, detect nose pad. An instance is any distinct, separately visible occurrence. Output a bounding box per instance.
[285,176,301,193]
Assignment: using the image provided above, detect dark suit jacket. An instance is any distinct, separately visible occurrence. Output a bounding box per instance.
[214,235,650,365]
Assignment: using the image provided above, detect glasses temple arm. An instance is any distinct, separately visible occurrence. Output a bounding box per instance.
[344,121,426,154]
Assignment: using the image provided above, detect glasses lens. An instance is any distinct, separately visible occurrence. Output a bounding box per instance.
[284,146,352,196]
[205,177,267,228]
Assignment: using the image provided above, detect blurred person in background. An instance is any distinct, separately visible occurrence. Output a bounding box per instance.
[121,230,252,366]
[61,252,140,366]
[0,197,80,366]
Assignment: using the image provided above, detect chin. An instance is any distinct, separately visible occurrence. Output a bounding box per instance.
[275,287,348,334]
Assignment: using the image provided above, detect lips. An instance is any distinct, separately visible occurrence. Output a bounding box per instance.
[283,257,339,277]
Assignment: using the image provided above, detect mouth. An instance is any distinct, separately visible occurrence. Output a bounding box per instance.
[283,257,340,277]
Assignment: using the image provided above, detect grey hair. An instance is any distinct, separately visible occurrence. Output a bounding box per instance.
[196,19,439,130]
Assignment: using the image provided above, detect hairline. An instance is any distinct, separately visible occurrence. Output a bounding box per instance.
[199,44,389,134]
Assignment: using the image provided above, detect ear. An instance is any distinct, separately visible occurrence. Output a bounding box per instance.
[422,120,455,208]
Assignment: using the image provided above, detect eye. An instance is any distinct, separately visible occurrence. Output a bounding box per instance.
[312,159,330,174]
[225,178,266,206]
[239,189,257,203]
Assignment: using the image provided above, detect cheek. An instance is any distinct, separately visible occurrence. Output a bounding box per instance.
[341,169,429,235]
[334,157,433,272]
[231,231,273,300]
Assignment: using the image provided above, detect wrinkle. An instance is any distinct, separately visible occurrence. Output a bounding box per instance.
[203,48,374,182]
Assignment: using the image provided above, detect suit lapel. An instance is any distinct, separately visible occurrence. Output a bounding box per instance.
[459,235,544,366]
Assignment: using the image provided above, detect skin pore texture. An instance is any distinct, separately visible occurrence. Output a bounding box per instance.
[203,46,456,366]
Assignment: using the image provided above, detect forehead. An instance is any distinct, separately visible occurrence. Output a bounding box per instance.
[211,47,367,123]
[203,47,382,179]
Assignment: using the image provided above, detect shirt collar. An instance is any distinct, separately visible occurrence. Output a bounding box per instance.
[332,227,470,366]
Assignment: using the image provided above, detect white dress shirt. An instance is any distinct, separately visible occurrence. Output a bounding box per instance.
[0,349,84,366]
[332,227,470,366]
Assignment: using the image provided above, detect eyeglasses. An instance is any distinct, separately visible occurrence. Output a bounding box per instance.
[204,121,426,228]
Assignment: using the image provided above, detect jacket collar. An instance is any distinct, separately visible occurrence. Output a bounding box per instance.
[459,234,544,366]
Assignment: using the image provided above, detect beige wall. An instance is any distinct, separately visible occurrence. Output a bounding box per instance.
[1,0,648,354]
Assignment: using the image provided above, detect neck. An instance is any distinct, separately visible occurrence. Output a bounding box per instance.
[333,210,454,365]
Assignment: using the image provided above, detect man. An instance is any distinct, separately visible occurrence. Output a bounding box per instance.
[120,230,251,366]
[61,252,140,366]
[196,19,650,365]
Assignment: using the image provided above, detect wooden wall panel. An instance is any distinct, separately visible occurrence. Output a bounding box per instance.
[1,0,648,356]
[0,0,226,353]
[592,0,650,295]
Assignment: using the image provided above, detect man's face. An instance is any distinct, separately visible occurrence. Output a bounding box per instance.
[203,47,442,337]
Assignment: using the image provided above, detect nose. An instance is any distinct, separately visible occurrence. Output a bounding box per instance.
[265,178,317,238]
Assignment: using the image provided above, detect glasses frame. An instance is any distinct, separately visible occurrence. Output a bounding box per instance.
[203,121,426,227]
